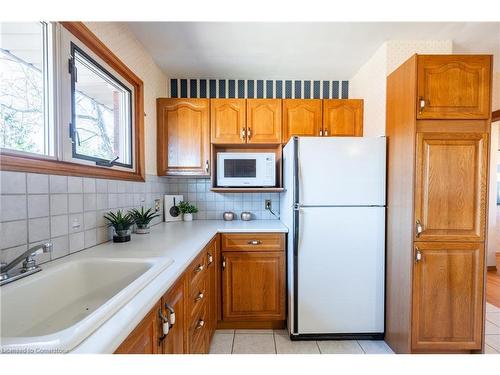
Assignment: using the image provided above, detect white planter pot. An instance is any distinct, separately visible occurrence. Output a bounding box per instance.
[183,213,193,221]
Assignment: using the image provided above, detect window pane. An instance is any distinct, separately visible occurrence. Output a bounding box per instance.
[0,22,49,155]
[72,46,132,167]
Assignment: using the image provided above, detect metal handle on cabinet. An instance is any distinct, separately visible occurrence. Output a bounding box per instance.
[222,256,226,270]
[241,127,246,140]
[194,264,204,273]
[207,253,213,265]
[319,130,323,136]
[415,220,423,238]
[158,308,169,338]
[324,129,328,136]
[247,240,262,245]
[247,127,251,139]
[205,160,209,173]
[195,291,204,302]
[415,248,422,263]
[195,319,205,330]
[419,97,426,114]
[165,303,175,325]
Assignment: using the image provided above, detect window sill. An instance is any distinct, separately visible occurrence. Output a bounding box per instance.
[0,151,145,182]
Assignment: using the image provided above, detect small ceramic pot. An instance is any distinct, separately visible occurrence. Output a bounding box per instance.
[183,213,193,221]
[240,212,252,221]
[135,224,150,234]
[223,212,235,221]
[113,228,131,243]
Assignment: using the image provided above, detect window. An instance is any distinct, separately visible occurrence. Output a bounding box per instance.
[70,44,132,168]
[0,22,53,156]
[0,22,144,180]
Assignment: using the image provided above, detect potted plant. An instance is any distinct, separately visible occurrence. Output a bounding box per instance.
[130,206,160,234]
[178,201,198,221]
[104,210,135,242]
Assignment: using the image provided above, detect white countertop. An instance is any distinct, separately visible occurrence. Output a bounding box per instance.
[71,220,288,353]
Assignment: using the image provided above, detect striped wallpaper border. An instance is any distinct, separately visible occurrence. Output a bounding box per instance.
[170,79,349,99]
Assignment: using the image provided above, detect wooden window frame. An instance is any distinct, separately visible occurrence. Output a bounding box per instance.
[0,22,145,181]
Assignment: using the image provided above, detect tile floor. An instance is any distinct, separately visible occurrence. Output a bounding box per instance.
[209,303,500,354]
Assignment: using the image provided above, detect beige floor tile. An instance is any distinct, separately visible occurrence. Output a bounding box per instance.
[485,344,500,354]
[485,335,500,351]
[486,303,500,313]
[274,334,320,354]
[235,329,273,334]
[273,329,289,336]
[357,340,394,354]
[215,329,235,334]
[486,312,500,327]
[232,333,276,354]
[317,340,363,354]
[209,333,234,354]
[486,321,500,335]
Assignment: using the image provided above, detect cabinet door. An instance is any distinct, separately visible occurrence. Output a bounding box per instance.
[246,99,282,144]
[211,99,246,144]
[206,238,218,338]
[115,302,161,354]
[411,242,484,351]
[282,99,322,144]
[157,99,210,176]
[222,251,285,321]
[414,132,488,242]
[323,99,363,136]
[161,277,186,354]
[417,55,491,119]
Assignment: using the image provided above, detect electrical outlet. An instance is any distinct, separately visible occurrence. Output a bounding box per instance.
[265,199,272,210]
[154,199,161,212]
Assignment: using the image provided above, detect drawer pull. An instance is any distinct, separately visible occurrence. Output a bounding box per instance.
[247,240,262,245]
[194,264,204,273]
[207,253,213,265]
[165,303,175,325]
[194,292,204,302]
[195,319,205,330]
[158,308,169,339]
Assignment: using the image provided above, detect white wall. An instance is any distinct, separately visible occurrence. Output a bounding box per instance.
[488,122,499,267]
[85,22,168,176]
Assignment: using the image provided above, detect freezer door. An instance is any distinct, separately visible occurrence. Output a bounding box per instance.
[296,206,385,334]
[298,137,386,206]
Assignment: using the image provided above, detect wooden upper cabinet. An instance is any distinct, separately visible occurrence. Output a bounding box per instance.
[157,99,210,176]
[414,132,488,242]
[323,99,363,137]
[211,99,246,144]
[161,277,186,354]
[115,302,160,354]
[222,251,285,321]
[416,55,492,119]
[411,242,484,351]
[282,99,322,144]
[246,99,282,144]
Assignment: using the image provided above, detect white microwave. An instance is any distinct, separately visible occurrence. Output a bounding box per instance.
[217,152,276,187]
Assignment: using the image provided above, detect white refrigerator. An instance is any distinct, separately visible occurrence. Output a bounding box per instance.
[280,136,386,339]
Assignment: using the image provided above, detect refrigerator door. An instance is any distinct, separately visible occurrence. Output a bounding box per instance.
[298,137,386,206]
[296,206,385,334]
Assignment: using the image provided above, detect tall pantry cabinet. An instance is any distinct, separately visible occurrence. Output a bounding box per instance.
[385,54,492,354]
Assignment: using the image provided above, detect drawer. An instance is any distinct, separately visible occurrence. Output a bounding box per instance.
[188,272,208,318]
[188,250,207,286]
[221,233,285,252]
[188,300,209,354]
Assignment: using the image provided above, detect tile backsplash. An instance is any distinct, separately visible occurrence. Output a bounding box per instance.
[0,171,169,266]
[166,178,280,221]
[0,172,280,267]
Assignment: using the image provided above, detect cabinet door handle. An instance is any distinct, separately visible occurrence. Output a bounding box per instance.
[158,308,169,338]
[205,160,209,173]
[247,127,251,140]
[324,129,328,136]
[319,130,323,136]
[415,220,423,238]
[207,253,213,265]
[195,292,204,302]
[164,303,175,325]
[415,248,422,263]
[194,264,204,273]
[195,319,205,330]
[222,256,226,270]
[241,127,246,140]
[419,97,426,114]
[247,240,262,245]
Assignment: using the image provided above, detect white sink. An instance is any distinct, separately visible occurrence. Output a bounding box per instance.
[0,257,173,352]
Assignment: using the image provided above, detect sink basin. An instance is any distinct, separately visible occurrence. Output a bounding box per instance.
[0,257,173,352]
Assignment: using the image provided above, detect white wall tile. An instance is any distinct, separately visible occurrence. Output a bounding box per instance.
[84,211,97,230]
[50,194,68,215]
[96,179,108,193]
[27,194,49,219]
[84,194,97,211]
[0,244,28,264]
[28,217,50,242]
[49,175,67,194]
[69,232,84,253]
[83,178,96,193]
[67,177,83,193]
[50,215,68,237]
[27,173,49,194]
[1,220,27,249]
[1,195,27,221]
[68,194,84,213]
[68,213,84,233]
[84,228,97,248]
[50,235,69,260]
[1,171,26,194]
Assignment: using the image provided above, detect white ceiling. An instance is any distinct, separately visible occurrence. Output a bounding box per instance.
[126,22,500,79]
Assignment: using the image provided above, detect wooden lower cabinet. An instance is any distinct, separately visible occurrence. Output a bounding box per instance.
[411,242,484,352]
[222,251,285,321]
[115,302,161,354]
[161,276,187,354]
